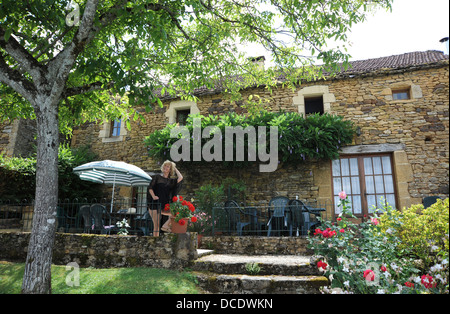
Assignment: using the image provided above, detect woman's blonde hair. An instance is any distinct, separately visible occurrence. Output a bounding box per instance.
[161,160,175,177]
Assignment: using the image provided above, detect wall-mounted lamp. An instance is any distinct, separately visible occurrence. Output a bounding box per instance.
[356,126,362,137]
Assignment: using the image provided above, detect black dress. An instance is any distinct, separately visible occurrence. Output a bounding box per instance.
[148,174,183,228]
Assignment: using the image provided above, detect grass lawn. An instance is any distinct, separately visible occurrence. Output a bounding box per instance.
[0,261,202,294]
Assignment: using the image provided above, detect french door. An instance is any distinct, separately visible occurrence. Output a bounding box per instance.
[331,154,397,216]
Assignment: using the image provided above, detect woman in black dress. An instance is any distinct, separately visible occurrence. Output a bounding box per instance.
[148,160,183,236]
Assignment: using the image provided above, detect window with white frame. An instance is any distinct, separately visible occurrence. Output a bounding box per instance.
[99,118,127,143]
[332,154,397,216]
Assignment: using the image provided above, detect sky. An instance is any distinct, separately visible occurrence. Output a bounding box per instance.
[241,0,449,65]
[344,0,449,61]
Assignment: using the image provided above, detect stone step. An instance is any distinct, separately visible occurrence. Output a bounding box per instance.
[194,272,328,294]
[192,253,328,294]
[199,236,312,255]
[193,254,318,276]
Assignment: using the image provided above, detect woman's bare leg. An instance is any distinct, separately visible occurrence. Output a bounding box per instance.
[149,210,160,236]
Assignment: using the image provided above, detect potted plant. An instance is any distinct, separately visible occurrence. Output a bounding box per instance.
[164,196,197,233]
[188,211,213,246]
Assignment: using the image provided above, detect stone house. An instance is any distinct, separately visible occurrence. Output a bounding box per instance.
[2,50,449,220]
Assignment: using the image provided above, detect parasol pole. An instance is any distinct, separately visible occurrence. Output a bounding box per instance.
[110,172,116,213]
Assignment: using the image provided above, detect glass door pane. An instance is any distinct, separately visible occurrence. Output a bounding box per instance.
[332,157,362,215]
[363,156,396,212]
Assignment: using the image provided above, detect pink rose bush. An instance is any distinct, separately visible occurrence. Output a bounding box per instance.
[308,191,449,294]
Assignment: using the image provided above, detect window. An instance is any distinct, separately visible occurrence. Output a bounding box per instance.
[99,118,127,142]
[304,96,324,115]
[292,85,335,117]
[392,89,410,100]
[176,109,190,125]
[165,100,200,124]
[332,154,397,216]
[110,119,121,137]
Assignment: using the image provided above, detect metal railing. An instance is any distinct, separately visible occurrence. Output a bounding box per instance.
[0,198,163,236]
[211,200,332,237]
[1,198,333,237]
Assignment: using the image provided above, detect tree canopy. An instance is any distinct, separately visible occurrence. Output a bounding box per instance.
[1,0,392,133]
[0,0,393,294]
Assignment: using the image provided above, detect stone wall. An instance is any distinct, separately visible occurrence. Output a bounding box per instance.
[0,232,198,269]
[199,236,312,256]
[0,119,36,157]
[70,62,449,212]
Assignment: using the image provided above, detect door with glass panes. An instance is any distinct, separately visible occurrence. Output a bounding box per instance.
[331,154,397,217]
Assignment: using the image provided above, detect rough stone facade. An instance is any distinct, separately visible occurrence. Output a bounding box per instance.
[2,51,448,218]
[69,51,449,219]
[0,119,36,157]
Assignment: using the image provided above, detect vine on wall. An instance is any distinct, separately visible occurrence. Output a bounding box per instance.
[144,111,355,168]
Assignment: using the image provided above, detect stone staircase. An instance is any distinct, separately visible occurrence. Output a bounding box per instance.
[192,236,328,294]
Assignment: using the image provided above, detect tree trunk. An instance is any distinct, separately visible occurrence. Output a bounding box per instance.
[21,97,59,294]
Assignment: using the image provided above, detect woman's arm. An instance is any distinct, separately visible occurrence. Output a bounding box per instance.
[174,167,183,183]
[149,188,158,200]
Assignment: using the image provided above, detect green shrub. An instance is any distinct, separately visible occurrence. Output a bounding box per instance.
[0,144,102,201]
[377,198,449,269]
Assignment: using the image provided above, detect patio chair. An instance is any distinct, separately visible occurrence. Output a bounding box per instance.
[56,206,69,232]
[78,205,92,233]
[293,200,322,235]
[135,211,153,236]
[288,200,305,236]
[224,200,253,236]
[423,196,441,208]
[267,196,290,236]
[90,204,112,234]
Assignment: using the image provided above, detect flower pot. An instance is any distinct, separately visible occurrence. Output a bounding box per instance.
[170,217,189,233]
[197,234,203,248]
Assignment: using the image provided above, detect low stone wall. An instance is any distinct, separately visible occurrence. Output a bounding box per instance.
[199,236,312,255]
[0,231,198,269]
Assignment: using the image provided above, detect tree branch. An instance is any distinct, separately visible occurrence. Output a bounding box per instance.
[0,26,45,85]
[62,81,114,98]
[0,52,37,105]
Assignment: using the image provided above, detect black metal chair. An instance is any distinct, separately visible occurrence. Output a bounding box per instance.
[224,200,253,236]
[267,196,290,236]
[423,196,441,208]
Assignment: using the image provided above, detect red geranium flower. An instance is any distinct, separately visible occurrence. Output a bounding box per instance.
[166,196,196,223]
